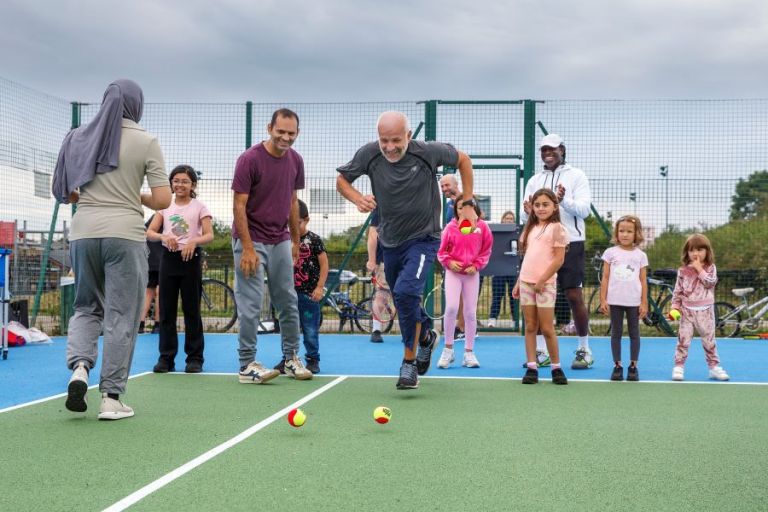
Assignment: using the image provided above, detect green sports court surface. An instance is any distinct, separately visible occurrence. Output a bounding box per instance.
[1,333,767,511]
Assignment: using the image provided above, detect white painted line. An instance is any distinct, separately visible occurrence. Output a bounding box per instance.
[0,371,153,415]
[102,376,348,512]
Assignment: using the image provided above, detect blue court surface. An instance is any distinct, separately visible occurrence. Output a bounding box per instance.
[1,332,765,410]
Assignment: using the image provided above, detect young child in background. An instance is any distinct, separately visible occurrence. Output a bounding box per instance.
[286,199,328,374]
[436,197,493,368]
[671,234,729,381]
[599,215,648,381]
[513,188,569,385]
[147,165,213,373]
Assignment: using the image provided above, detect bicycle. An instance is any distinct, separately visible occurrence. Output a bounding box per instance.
[713,287,768,338]
[320,270,394,334]
[146,278,238,333]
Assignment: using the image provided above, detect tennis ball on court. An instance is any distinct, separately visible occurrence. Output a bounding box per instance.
[669,309,681,321]
[287,408,306,428]
[459,219,472,235]
[373,406,391,424]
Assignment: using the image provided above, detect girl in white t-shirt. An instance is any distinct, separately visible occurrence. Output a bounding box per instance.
[147,165,213,373]
[599,215,648,382]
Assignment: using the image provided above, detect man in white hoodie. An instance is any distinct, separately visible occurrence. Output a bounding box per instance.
[520,134,594,369]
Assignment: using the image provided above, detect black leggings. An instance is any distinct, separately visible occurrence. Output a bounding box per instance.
[158,249,204,364]
[610,305,640,363]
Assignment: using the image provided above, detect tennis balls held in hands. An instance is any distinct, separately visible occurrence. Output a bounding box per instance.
[287,408,306,427]
[373,406,391,424]
[459,219,472,234]
[668,309,681,321]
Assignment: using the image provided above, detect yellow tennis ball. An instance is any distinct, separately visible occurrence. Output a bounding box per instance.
[460,226,472,234]
[669,309,681,321]
[373,406,391,424]
[287,408,306,427]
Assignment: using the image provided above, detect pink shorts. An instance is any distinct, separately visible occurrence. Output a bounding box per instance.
[519,281,556,308]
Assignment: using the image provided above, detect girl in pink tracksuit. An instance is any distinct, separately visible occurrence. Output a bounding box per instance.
[671,234,729,382]
[436,198,493,368]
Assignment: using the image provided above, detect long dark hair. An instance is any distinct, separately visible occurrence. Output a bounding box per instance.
[169,164,198,198]
[519,188,561,255]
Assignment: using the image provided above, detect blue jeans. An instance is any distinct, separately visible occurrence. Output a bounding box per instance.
[297,292,320,360]
[382,236,439,351]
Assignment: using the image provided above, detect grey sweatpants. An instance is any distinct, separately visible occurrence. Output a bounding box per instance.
[233,239,300,367]
[66,238,147,395]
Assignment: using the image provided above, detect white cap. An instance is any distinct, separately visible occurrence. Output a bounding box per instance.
[540,134,563,149]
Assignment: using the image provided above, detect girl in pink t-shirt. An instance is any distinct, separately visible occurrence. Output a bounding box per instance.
[513,189,569,385]
[436,198,493,369]
[146,165,213,373]
[599,215,648,382]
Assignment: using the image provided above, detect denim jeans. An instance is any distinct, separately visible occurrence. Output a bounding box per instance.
[297,292,320,360]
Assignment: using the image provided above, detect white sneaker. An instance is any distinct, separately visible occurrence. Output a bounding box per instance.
[672,366,685,381]
[238,361,280,384]
[709,366,730,381]
[487,318,496,328]
[462,351,480,368]
[437,347,455,369]
[284,355,313,380]
[65,362,89,413]
[98,394,135,420]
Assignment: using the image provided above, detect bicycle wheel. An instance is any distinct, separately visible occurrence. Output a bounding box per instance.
[353,298,394,334]
[713,301,741,337]
[424,285,445,321]
[586,286,610,336]
[200,279,238,333]
[654,294,677,337]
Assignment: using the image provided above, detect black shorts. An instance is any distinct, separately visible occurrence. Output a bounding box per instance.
[557,241,585,290]
[147,270,159,289]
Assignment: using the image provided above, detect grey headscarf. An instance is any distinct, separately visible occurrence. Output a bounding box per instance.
[52,79,144,203]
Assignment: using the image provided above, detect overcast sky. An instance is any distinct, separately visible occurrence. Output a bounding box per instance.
[1,0,767,102]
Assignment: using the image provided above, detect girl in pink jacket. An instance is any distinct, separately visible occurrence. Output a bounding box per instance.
[436,198,493,368]
[671,234,729,381]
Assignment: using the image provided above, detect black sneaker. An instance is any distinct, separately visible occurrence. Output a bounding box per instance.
[151,324,160,334]
[416,329,438,375]
[273,359,286,374]
[611,365,624,381]
[396,360,419,390]
[185,361,203,373]
[305,357,320,374]
[454,327,465,340]
[522,367,539,384]
[551,368,568,385]
[627,365,639,381]
[370,330,383,343]
[153,358,175,373]
[138,321,145,333]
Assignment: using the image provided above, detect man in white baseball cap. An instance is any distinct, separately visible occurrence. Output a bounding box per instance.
[520,134,594,370]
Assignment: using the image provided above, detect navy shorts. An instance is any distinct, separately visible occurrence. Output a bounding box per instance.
[557,241,585,290]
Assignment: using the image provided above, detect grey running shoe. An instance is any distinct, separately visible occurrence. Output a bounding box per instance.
[416,329,439,376]
[571,348,594,370]
[396,360,419,390]
[66,362,89,412]
[370,330,384,343]
[97,394,135,420]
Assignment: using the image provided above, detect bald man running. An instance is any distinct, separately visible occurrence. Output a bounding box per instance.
[337,111,476,389]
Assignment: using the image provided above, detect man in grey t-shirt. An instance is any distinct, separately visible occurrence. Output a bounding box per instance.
[337,111,477,390]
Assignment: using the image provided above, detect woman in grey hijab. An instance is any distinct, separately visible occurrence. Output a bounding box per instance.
[57,80,171,420]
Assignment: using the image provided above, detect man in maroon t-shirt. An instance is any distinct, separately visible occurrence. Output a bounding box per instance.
[231,108,313,383]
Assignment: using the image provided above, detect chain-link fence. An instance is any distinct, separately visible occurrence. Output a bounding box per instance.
[1,77,766,335]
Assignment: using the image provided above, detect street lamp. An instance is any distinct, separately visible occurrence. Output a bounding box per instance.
[659,166,669,231]
[629,192,637,215]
